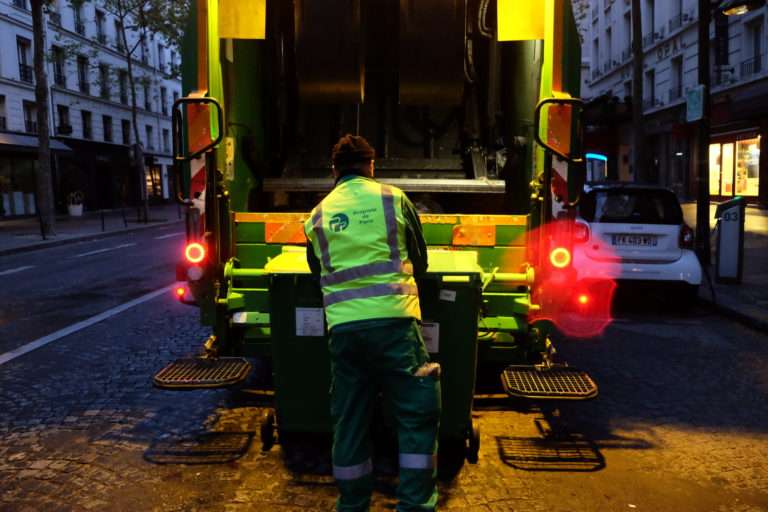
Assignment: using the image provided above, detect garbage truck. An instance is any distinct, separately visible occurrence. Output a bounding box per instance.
[155,0,608,466]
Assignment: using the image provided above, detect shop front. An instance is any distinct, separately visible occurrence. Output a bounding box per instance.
[709,130,761,202]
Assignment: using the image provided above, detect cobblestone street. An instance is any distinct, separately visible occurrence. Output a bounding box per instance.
[0,293,767,511]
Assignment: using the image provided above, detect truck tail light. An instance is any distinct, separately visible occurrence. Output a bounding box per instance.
[549,247,571,268]
[679,224,695,249]
[185,242,206,264]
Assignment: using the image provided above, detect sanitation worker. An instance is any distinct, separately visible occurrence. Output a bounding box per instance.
[305,134,440,511]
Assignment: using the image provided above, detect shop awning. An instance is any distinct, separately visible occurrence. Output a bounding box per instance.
[0,132,72,152]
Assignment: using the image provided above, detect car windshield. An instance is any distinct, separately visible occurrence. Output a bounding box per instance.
[579,188,683,225]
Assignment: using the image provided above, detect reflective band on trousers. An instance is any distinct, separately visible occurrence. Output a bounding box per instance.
[333,458,373,480]
[399,453,436,470]
[320,260,409,287]
[323,283,418,307]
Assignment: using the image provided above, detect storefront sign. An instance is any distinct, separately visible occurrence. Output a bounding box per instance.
[657,36,684,60]
[686,85,705,123]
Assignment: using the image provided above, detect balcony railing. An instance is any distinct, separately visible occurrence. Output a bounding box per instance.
[25,120,37,134]
[669,13,682,32]
[0,117,6,131]
[79,81,90,95]
[49,11,61,25]
[642,98,661,110]
[669,86,683,102]
[120,92,129,105]
[75,21,86,35]
[97,33,107,45]
[741,55,763,77]
[57,124,72,135]
[100,87,110,100]
[54,71,66,87]
[19,64,33,83]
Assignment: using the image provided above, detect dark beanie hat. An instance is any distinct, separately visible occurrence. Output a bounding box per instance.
[332,134,375,168]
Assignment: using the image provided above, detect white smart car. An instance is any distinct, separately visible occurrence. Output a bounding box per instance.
[573,183,703,303]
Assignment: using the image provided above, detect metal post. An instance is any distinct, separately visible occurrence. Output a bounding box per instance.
[695,0,712,265]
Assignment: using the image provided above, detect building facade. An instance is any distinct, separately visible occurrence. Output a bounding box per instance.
[584,0,767,206]
[0,0,180,217]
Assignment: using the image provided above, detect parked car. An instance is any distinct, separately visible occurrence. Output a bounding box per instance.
[573,183,702,304]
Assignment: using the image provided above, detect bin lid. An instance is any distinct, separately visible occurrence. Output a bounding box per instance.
[426,249,483,275]
[714,196,746,218]
[264,246,311,274]
[264,246,483,276]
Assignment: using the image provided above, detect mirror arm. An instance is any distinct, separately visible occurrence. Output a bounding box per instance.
[533,97,584,163]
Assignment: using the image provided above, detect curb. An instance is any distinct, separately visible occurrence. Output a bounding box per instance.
[0,219,184,257]
[699,294,768,333]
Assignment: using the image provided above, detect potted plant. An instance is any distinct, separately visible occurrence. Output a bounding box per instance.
[67,190,84,217]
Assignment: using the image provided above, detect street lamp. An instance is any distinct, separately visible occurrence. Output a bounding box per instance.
[719,0,766,16]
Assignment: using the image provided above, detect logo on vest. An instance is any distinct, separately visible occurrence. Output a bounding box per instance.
[329,213,350,232]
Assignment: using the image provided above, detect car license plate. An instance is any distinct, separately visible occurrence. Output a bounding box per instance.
[611,234,658,247]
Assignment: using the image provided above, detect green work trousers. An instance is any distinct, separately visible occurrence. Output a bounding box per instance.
[329,318,441,512]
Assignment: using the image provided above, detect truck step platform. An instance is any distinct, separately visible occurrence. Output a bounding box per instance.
[154,357,251,389]
[501,365,598,400]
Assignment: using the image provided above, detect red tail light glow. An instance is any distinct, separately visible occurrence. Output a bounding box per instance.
[577,294,590,305]
[176,287,186,298]
[185,242,206,264]
[549,247,571,268]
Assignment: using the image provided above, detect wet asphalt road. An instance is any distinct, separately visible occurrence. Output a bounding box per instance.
[0,223,184,355]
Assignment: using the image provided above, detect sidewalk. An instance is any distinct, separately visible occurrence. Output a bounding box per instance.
[682,203,768,332]
[0,204,184,256]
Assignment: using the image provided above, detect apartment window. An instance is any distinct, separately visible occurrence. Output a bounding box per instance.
[169,51,176,74]
[77,55,90,94]
[98,64,110,99]
[49,6,62,26]
[82,110,92,139]
[670,56,683,101]
[52,46,66,87]
[157,44,165,70]
[96,10,107,44]
[173,90,180,105]
[17,37,33,84]
[606,27,613,68]
[103,115,113,142]
[623,13,632,61]
[742,19,764,76]
[0,96,6,131]
[160,87,167,115]
[145,125,154,150]
[56,104,71,134]
[623,80,632,101]
[12,0,27,9]
[121,119,131,145]
[670,0,683,31]
[162,129,170,153]
[23,101,37,133]
[644,69,656,108]
[74,4,85,35]
[115,21,125,52]
[140,36,149,65]
[144,84,152,111]
[119,70,129,104]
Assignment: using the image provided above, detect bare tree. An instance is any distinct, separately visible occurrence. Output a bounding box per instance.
[631,0,645,182]
[31,0,56,236]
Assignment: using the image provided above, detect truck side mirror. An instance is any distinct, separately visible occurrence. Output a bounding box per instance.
[534,97,584,164]
[172,97,224,162]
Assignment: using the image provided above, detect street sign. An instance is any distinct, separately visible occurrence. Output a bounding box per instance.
[686,85,706,122]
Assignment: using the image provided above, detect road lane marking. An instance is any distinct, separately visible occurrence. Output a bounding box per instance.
[0,284,176,367]
[154,232,184,240]
[73,242,137,258]
[0,265,35,276]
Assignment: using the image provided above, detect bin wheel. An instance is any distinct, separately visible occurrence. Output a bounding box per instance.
[260,410,276,451]
[466,423,480,464]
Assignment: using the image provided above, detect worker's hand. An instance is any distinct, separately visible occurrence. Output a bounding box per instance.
[414,362,441,379]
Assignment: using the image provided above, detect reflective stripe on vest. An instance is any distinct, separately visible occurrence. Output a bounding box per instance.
[320,260,407,287]
[324,283,419,307]
[399,453,436,470]
[311,205,334,273]
[333,458,373,480]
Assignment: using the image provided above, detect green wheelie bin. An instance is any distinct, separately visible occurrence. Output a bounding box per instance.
[261,247,483,466]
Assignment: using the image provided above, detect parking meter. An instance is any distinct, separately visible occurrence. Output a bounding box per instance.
[714,196,746,284]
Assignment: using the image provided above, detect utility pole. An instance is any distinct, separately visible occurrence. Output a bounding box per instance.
[695,0,712,265]
[631,0,645,183]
